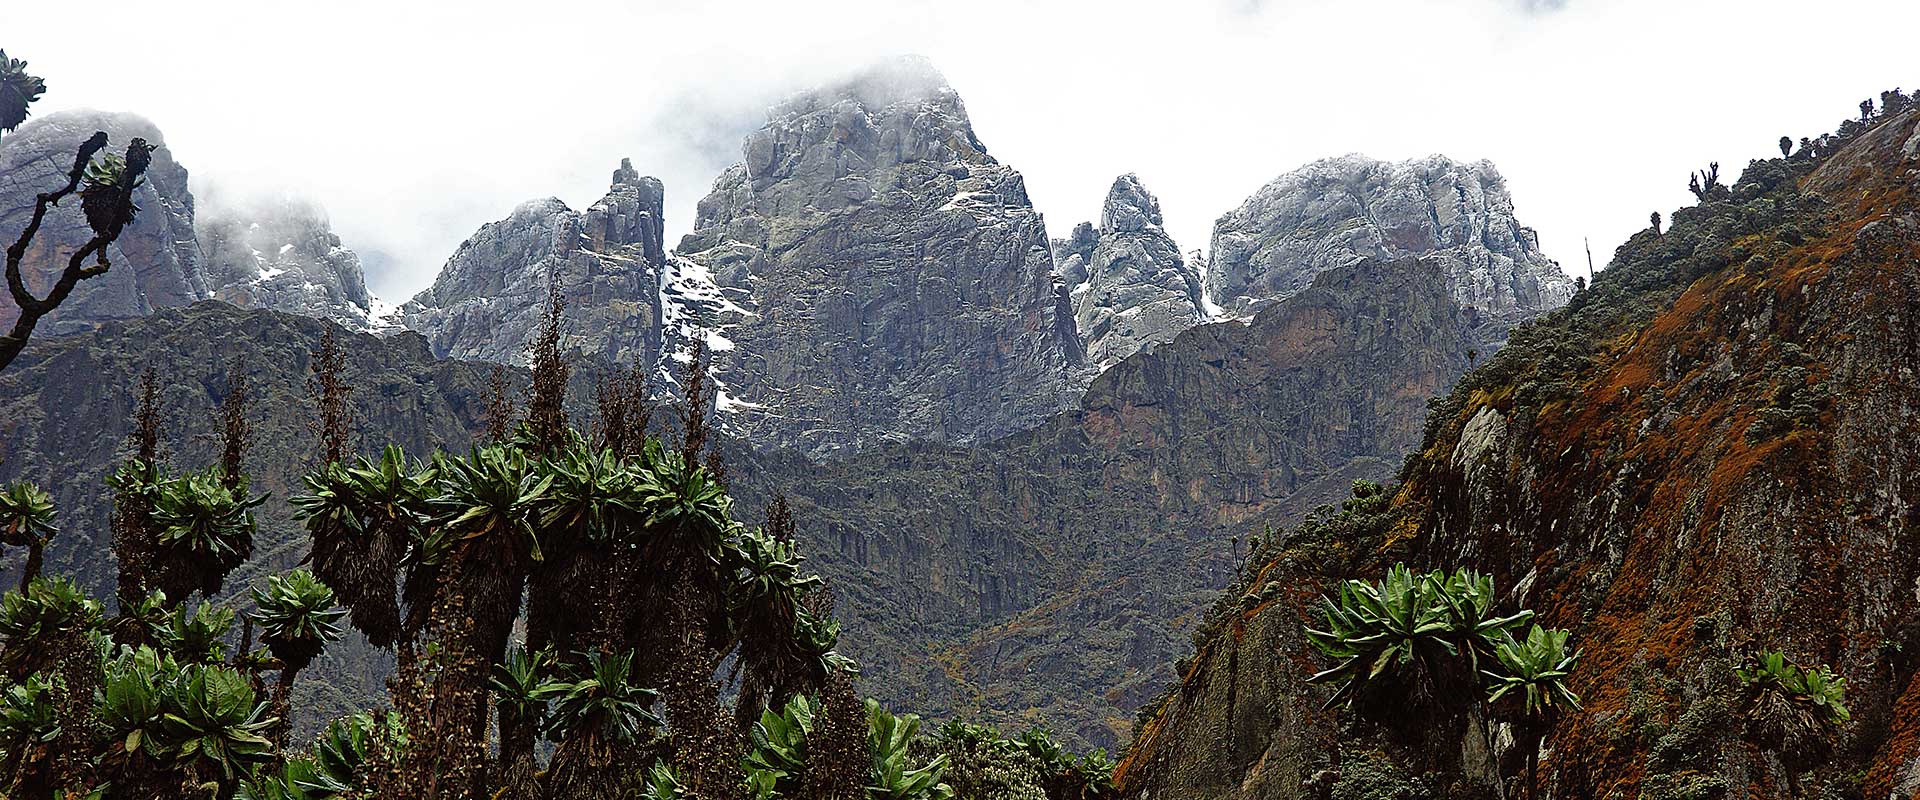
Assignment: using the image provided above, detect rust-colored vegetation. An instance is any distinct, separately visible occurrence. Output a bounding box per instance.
[1118,97,1920,799]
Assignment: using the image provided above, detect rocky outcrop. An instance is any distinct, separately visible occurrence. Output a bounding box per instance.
[672,55,1082,457]
[1118,104,1920,799]
[0,110,206,335]
[398,162,666,368]
[1054,174,1207,371]
[1205,154,1575,350]
[198,195,382,331]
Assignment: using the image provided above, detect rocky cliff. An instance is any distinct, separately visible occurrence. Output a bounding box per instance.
[398,162,666,368]
[198,194,380,330]
[1054,174,1208,371]
[1118,97,1920,799]
[1205,154,1575,351]
[672,56,1083,457]
[0,109,385,336]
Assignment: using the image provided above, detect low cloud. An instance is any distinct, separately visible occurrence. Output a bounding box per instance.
[1513,0,1571,13]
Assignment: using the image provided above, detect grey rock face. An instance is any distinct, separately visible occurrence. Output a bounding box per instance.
[197,196,380,331]
[741,256,1475,749]
[1204,154,1574,348]
[0,110,206,336]
[398,164,666,368]
[672,56,1081,457]
[1053,174,1206,371]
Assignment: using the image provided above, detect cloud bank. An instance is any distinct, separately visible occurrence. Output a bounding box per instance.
[4,0,1916,300]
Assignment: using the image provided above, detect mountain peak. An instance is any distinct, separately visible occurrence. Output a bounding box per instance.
[671,55,1075,456]
[751,54,982,171]
[1205,151,1573,349]
[1100,173,1164,232]
[612,157,641,187]
[1056,173,1205,372]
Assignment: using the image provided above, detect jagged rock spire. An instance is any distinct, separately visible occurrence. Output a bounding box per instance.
[398,158,667,367]
[1055,173,1206,371]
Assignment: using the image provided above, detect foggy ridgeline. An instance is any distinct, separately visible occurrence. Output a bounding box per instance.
[5,44,1920,800]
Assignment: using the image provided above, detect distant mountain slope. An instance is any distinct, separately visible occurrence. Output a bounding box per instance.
[0,301,497,734]
[739,254,1476,748]
[1117,94,1920,799]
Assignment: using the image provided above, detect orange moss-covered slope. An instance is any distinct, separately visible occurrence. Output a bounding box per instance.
[1120,104,1920,799]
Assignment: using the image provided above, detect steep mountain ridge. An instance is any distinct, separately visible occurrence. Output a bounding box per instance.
[1117,96,1920,799]
[5,76,1575,467]
[388,81,1571,460]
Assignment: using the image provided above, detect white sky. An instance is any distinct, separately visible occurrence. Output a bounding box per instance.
[5,0,1917,301]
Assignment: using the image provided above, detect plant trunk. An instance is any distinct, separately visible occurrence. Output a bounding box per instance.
[271,665,299,750]
[663,574,743,800]
[18,539,40,591]
[1527,744,1538,800]
[497,709,539,798]
[544,732,628,800]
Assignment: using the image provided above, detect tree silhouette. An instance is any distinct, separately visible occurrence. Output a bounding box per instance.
[1687,163,1721,201]
[3,133,156,372]
[524,269,570,453]
[307,328,354,464]
[0,50,46,136]
[0,55,158,372]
